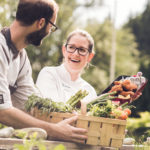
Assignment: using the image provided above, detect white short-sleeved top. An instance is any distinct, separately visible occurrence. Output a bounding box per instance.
[36,64,97,103]
[0,28,37,110]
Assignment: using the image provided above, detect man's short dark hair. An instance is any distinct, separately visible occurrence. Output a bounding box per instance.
[16,0,56,26]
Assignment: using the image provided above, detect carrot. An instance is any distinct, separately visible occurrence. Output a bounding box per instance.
[119,111,128,120]
[124,108,131,116]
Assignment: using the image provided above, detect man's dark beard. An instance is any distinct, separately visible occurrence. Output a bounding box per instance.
[25,24,48,46]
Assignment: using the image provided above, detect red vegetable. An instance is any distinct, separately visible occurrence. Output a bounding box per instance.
[120,111,128,120]
[124,108,131,116]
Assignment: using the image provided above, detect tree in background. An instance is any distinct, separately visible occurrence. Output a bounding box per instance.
[125,1,150,116]
[0,0,17,27]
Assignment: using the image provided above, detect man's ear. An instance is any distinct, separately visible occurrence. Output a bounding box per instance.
[88,52,95,62]
[37,18,45,29]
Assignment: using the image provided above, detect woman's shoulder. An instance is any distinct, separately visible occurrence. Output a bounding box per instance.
[38,66,61,79]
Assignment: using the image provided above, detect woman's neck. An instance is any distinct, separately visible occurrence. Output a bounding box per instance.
[70,71,80,81]
[63,64,81,81]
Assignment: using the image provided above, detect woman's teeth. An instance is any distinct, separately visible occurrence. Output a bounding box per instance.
[71,59,80,62]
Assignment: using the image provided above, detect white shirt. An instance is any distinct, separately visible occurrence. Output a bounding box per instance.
[0,28,37,110]
[36,64,97,103]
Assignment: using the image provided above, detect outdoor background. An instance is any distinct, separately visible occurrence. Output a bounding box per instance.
[1,0,150,141]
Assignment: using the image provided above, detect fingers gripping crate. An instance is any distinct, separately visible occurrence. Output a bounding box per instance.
[31,108,126,148]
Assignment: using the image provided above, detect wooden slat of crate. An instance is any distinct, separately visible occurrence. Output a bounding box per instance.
[111,124,126,147]
[30,108,49,122]
[86,136,100,145]
[35,112,49,121]
[88,122,101,137]
[99,123,113,147]
[76,119,88,129]
[86,121,101,145]
[49,112,74,118]
[111,139,123,148]
[113,124,126,135]
[78,115,126,125]
[49,116,63,123]
[49,112,74,124]
[112,124,126,139]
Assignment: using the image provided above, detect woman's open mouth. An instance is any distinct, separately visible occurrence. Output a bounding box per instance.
[70,58,80,63]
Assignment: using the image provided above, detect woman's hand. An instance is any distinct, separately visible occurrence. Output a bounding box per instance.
[131,92,142,102]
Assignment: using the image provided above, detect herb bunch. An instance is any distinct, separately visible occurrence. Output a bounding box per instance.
[88,100,115,118]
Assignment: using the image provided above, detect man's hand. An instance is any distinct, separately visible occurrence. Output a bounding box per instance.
[48,115,88,143]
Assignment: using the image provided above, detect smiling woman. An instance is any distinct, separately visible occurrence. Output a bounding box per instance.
[36,29,97,103]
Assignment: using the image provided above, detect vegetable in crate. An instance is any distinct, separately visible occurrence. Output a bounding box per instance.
[88,100,132,120]
[87,91,116,109]
[88,100,114,118]
[66,90,88,108]
[25,95,70,113]
[25,89,88,114]
[86,92,133,120]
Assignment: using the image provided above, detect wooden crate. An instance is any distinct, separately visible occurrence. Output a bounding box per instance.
[31,108,126,148]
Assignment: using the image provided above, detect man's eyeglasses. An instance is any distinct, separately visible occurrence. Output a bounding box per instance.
[65,44,89,56]
[48,20,58,32]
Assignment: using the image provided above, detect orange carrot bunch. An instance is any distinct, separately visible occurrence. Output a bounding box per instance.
[111,106,132,120]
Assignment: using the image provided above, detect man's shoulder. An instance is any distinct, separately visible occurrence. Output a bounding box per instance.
[0,32,5,39]
[0,32,7,47]
[0,33,11,64]
[20,48,27,58]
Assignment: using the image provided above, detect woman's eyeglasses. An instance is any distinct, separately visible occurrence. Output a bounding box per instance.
[65,44,89,56]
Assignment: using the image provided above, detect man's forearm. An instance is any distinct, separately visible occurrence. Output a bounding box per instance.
[0,107,87,142]
[0,107,51,130]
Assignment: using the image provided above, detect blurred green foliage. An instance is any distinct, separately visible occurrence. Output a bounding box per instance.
[127,112,150,143]
[14,132,66,150]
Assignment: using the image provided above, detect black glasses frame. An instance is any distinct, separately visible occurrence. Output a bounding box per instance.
[48,20,58,32]
[65,44,89,56]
